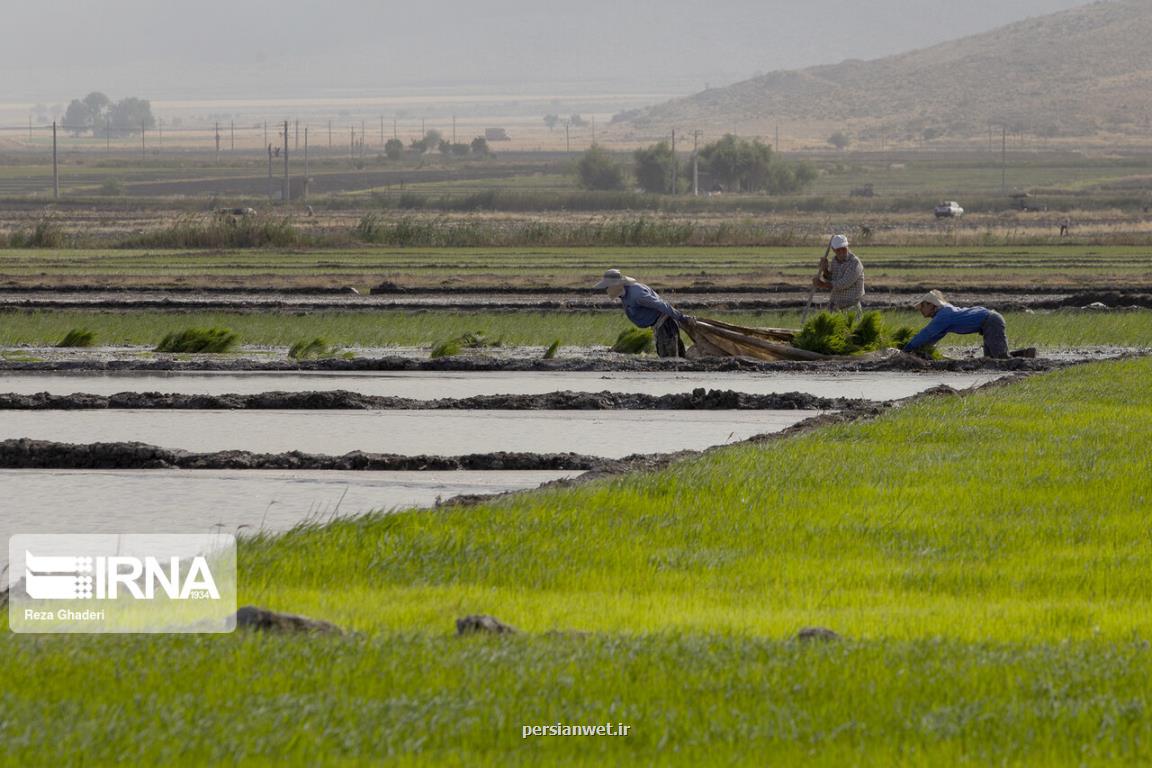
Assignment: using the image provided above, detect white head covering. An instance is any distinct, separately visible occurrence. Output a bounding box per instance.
[830,234,849,250]
[594,269,638,290]
[915,289,948,308]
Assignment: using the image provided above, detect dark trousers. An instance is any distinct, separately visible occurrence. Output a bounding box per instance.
[981,311,1009,358]
[654,316,686,358]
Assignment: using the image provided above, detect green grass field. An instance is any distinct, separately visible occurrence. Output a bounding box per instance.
[1,309,1150,350]
[1,245,1150,288]
[2,358,1151,764]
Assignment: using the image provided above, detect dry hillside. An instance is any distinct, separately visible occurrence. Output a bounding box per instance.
[611,0,1152,146]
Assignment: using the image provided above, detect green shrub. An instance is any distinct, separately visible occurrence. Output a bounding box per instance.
[56,328,97,348]
[611,327,654,354]
[155,327,238,353]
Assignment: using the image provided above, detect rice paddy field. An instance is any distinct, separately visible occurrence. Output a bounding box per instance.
[3,358,1151,765]
[0,243,1149,289]
[1,308,1150,352]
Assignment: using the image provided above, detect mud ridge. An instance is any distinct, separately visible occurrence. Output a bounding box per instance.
[0,389,861,411]
[0,438,619,472]
[0,353,1084,374]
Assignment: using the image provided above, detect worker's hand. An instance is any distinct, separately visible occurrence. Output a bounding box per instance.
[812,276,824,288]
[681,314,697,326]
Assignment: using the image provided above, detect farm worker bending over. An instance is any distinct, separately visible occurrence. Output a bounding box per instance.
[595,269,689,357]
[813,234,865,312]
[903,290,1009,359]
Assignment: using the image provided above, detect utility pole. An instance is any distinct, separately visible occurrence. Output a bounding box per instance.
[282,120,289,203]
[360,120,365,150]
[267,143,274,200]
[670,129,677,194]
[1001,126,1007,193]
[303,127,309,202]
[692,130,701,196]
[52,121,59,199]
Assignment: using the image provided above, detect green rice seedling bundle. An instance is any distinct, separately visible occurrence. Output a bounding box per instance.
[155,327,238,353]
[612,327,654,354]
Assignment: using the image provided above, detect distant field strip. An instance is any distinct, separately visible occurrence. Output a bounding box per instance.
[0,246,1149,283]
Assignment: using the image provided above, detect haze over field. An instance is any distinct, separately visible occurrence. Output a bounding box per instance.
[3,0,1086,102]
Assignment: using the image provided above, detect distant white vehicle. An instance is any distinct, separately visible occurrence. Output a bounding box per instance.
[934,201,964,218]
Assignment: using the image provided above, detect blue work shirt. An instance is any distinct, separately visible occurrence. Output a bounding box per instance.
[619,283,684,328]
[904,304,991,351]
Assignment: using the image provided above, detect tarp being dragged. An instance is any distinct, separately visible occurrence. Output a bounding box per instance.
[682,318,895,363]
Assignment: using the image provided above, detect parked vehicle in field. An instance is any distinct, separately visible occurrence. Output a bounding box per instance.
[934,201,964,218]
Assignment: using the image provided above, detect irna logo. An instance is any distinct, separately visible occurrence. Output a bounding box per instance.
[24,551,220,601]
[9,533,236,634]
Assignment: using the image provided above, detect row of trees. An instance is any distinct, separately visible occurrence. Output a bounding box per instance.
[382,131,490,160]
[577,135,816,195]
[62,92,156,137]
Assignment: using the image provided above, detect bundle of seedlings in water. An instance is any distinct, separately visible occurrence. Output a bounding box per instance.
[793,311,924,356]
[542,340,561,359]
[288,337,337,360]
[155,327,239,354]
[611,327,654,354]
[56,328,97,348]
[430,331,503,359]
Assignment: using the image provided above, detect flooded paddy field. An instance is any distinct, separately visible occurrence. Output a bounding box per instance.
[0,409,818,458]
[0,369,1005,401]
[0,468,579,571]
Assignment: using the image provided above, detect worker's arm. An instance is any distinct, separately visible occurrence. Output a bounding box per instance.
[632,286,685,322]
[903,311,953,351]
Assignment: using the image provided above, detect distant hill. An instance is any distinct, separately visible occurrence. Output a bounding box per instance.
[612,0,1152,146]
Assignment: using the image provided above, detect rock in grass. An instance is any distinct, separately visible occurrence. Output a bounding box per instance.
[795,626,842,643]
[456,614,518,636]
[234,605,343,635]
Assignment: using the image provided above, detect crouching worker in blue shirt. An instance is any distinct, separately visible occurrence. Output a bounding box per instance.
[903,290,1009,359]
[595,269,691,357]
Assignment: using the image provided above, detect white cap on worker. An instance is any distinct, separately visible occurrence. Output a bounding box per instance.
[594,269,637,289]
[830,234,849,250]
[915,289,948,308]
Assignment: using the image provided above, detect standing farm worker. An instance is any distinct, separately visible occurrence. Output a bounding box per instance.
[813,234,865,312]
[595,269,690,357]
[903,290,1009,359]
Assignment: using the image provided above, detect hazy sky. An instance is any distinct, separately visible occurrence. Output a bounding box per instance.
[3,0,1092,101]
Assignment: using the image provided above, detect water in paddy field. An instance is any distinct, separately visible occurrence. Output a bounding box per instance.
[0,371,1003,401]
[0,469,578,573]
[0,410,815,459]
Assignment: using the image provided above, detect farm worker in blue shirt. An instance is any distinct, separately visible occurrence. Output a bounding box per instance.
[903,290,1009,358]
[595,269,691,357]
